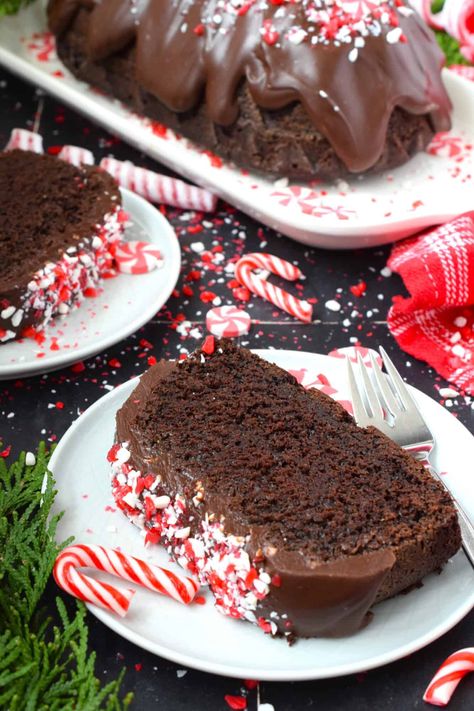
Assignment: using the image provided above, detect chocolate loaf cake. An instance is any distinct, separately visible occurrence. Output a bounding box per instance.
[47,0,451,181]
[0,150,124,343]
[108,339,461,639]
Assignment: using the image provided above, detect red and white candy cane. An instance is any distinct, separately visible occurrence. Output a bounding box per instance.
[53,544,200,617]
[58,145,95,166]
[424,648,474,706]
[100,157,217,212]
[235,253,313,323]
[5,128,43,153]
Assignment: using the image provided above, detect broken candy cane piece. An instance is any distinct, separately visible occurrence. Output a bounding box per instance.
[5,128,43,153]
[423,648,474,706]
[53,543,200,617]
[235,252,312,323]
[58,145,95,166]
[100,157,217,212]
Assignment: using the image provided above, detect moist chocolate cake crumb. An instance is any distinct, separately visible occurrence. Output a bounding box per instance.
[136,340,457,562]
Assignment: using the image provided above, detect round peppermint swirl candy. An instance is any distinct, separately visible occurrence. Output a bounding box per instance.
[206,305,251,337]
[114,241,164,274]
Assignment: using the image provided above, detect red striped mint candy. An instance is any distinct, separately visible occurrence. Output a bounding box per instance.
[206,305,251,337]
[114,241,163,274]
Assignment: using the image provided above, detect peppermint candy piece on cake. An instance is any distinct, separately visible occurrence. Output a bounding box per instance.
[113,241,164,274]
[206,305,251,337]
[58,145,95,166]
[5,128,43,153]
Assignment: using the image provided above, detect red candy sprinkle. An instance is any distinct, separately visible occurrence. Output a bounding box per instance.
[261,19,279,45]
[202,335,215,355]
[271,574,282,587]
[224,695,247,710]
[200,290,217,303]
[349,281,367,298]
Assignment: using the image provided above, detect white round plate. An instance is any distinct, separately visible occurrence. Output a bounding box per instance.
[0,188,180,379]
[0,5,473,248]
[49,349,474,681]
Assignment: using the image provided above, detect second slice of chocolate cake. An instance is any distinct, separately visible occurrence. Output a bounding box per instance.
[109,339,461,639]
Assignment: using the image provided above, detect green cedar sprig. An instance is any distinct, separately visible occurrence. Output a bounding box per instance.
[0,0,34,16]
[0,443,133,710]
[436,31,470,66]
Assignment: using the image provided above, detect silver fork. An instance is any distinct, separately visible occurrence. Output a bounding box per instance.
[347,347,474,568]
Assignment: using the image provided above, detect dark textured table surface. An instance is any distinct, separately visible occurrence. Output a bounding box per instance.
[0,67,473,710]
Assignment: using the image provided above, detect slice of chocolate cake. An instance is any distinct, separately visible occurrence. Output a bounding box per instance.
[108,339,461,639]
[0,149,124,343]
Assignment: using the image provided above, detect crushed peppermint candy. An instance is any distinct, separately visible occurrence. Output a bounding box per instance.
[108,442,288,636]
[0,206,125,342]
[199,0,407,52]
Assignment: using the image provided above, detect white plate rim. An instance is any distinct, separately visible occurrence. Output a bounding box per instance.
[48,348,474,680]
[0,188,181,379]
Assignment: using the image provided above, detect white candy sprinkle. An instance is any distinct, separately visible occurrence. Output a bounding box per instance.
[153,495,171,509]
[325,299,341,312]
[380,266,392,277]
[11,309,24,328]
[174,527,191,539]
[116,447,131,464]
[439,387,459,398]
[454,316,467,328]
[1,306,15,319]
[25,452,36,466]
[348,47,358,62]
[386,27,402,44]
[190,242,205,253]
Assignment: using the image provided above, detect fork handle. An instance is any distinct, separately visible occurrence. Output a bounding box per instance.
[424,460,474,570]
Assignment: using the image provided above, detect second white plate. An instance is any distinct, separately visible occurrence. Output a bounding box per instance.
[0,189,181,379]
[49,349,474,680]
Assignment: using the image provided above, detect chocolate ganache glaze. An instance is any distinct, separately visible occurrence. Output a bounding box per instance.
[113,342,460,638]
[48,0,451,178]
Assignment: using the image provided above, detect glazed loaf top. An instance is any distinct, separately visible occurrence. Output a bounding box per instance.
[48,0,451,172]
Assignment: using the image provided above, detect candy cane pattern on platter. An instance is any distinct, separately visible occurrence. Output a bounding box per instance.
[206,305,251,337]
[100,157,217,212]
[4,128,43,153]
[53,544,200,617]
[58,145,95,166]
[235,253,313,323]
[423,648,474,706]
[113,241,164,274]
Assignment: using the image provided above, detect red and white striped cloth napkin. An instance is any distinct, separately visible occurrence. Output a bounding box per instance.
[387,212,474,395]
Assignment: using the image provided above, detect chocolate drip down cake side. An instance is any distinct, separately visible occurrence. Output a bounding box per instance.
[108,339,461,640]
[47,0,451,181]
